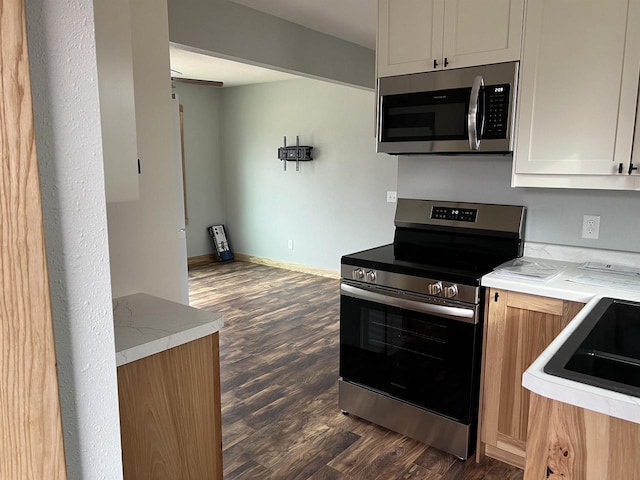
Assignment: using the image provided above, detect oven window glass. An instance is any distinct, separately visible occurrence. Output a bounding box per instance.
[380,88,470,142]
[340,294,480,423]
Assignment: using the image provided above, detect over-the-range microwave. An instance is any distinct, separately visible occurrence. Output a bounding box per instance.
[377,61,519,155]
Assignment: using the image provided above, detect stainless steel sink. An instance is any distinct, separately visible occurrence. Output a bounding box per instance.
[544,297,640,397]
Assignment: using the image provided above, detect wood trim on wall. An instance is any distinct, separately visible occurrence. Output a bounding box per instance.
[234,254,340,279]
[188,253,340,279]
[179,103,188,226]
[188,254,217,268]
[0,0,67,477]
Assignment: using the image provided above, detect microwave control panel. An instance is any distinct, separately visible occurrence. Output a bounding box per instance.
[431,206,477,223]
[483,84,510,140]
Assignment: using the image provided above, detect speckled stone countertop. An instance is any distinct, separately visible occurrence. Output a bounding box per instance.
[113,293,223,367]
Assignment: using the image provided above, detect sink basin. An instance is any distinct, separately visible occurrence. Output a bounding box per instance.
[544,297,640,397]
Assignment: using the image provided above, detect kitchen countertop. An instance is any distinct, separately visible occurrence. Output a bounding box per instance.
[481,243,640,424]
[113,293,224,367]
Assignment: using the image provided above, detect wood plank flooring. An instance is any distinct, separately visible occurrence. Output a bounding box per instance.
[189,260,524,480]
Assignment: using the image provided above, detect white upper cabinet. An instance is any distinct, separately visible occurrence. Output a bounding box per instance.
[512,0,640,190]
[377,0,524,78]
[94,0,140,203]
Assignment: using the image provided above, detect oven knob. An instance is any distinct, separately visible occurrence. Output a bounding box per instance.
[427,281,443,296]
[366,270,377,282]
[444,284,458,298]
[353,268,364,280]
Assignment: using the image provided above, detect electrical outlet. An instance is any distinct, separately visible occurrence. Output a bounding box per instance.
[581,215,600,240]
[386,191,397,203]
[288,239,294,250]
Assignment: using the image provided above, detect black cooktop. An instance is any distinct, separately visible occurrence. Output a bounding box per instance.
[341,199,525,286]
[341,244,499,286]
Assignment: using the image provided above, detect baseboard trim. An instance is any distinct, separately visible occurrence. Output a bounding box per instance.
[234,254,339,279]
[187,254,217,268]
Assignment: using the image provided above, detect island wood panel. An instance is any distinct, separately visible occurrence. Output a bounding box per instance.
[117,333,222,480]
[480,289,584,469]
[0,0,67,477]
[525,392,640,480]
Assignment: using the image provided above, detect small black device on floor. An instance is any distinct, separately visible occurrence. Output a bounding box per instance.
[208,224,234,262]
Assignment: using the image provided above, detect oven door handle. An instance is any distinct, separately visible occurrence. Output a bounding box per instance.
[340,283,478,325]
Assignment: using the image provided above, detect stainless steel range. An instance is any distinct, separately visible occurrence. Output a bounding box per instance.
[339,199,526,460]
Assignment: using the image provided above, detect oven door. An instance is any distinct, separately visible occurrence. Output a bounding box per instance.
[339,281,482,424]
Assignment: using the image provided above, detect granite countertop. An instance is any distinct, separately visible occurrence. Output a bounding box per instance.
[481,242,640,424]
[113,293,224,367]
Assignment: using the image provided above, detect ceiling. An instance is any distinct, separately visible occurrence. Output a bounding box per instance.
[228,0,377,49]
[170,45,301,88]
[169,0,377,87]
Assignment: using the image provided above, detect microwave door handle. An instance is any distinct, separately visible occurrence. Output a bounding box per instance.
[468,75,484,150]
[377,92,384,140]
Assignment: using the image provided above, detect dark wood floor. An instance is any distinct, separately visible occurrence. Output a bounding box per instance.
[189,260,523,480]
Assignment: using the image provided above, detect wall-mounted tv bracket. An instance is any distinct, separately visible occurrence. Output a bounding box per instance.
[278,136,313,171]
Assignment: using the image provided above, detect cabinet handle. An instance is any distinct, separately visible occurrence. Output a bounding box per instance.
[444,57,449,68]
[629,163,638,175]
[433,59,438,69]
[619,163,624,174]
[494,292,500,302]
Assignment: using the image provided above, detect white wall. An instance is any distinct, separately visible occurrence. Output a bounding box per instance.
[167,0,375,89]
[107,0,188,302]
[222,79,398,271]
[172,83,226,257]
[25,0,122,478]
[398,156,640,253]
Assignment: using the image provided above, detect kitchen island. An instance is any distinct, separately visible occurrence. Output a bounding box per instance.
[113,293,224,480]
[480,244,640,478]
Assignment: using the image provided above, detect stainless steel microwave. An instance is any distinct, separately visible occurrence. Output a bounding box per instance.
[377,61,519,155]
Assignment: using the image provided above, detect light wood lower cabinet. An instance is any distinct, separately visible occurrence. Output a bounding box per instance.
[117,333,223,479]
[525,393,640,479]
[478,289,584,469]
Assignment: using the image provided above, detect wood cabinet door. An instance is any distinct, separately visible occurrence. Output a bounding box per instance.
[377,0,444,77]
[480,289,584,469]
[442,0,523,70]
[513,0,640,179]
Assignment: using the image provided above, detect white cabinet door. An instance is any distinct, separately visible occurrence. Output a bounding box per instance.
[94,0,140,203]
[377,0,523,77]
[513,0,640,187]
[442,0,523,70]
[377,0,445,77]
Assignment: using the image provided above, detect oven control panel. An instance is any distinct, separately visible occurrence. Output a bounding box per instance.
[342,265,479,304]
[431,206,477,222]
[349,268,463,301]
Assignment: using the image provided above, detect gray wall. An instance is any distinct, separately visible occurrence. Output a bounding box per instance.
[167,0,375,89]
[221,78,398,271]
[398,156,640,253]
[173,83,226,256]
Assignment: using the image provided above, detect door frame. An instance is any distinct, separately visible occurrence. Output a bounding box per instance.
[1,0,67,477]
